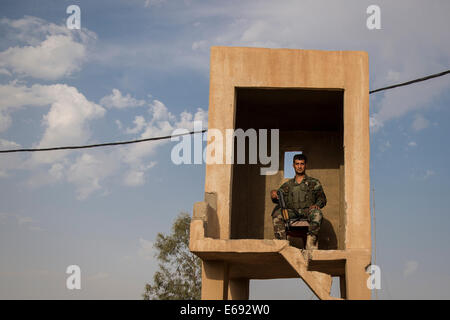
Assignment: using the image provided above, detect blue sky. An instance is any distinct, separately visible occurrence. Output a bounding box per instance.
[0,0,449,299]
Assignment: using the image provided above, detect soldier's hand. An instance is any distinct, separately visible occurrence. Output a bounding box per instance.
[270,190,278,199]
[309,205,320,210]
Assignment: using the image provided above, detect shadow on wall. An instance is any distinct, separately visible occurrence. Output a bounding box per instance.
[318,218,337,250]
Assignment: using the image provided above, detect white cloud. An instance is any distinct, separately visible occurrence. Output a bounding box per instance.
[17,216,33,225]
[423,169,435,180]
[412,114,430,131]
[48,163,64,181]
[138,238,155,260]
[192,40,208,51]
[0,140,26,179]
[144,0,166,8]
[100,89,146,109]
[0,213,43,232]
[119,101,175,169]
[149,99,175,122]
[0,81,52,133]
[115,119,123,130]
[116,100,207,189]
[67,152,119,200]
[0,112,12,132]
[0,82,105,163]
[0,81,54,110]
[403,260,419,277]
[379,140,391,153]
[0,35,86,80]
[121,101,207,169]
[27,226,43,232]
[408,141,417,147]
[123,170,145,187]
[1,83,207,198]
[36,85,105,149]
[123,162,156,187]
[367,72,448,134]
[0,82,105,188]
[411,169,435,181]
[0,138,21,149]
[0,16,92,45]
[0,82,111,199]
[77,98,206,194]
[386,70,401,82]
[0,68,11,76]
[369,115,384,132]
[125,116,147,134]
[175,107,208,130]
[0,16,96,80]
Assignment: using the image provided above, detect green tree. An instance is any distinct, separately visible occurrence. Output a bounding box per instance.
[143,212,202,300]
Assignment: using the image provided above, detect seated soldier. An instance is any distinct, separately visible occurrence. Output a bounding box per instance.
[270,154,327,250]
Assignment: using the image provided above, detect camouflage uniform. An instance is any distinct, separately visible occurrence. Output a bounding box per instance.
[272,175,327,239]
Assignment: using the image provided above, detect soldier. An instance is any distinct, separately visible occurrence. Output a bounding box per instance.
[270,154,327,250]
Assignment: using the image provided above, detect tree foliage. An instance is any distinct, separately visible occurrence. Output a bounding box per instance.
[143,212,202,300]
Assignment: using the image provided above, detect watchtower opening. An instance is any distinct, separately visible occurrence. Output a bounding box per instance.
[230,88,345,250]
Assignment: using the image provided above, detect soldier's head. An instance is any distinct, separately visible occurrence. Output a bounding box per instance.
[292,154,307,175]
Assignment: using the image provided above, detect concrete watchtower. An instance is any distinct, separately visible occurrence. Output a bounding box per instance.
[189,46,371,300]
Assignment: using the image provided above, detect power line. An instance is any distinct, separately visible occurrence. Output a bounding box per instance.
[369,69,450,94]
[0,69,449,154]
[0,129,207,154]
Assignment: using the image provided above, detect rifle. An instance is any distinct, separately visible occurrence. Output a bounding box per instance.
[277,190,290,234]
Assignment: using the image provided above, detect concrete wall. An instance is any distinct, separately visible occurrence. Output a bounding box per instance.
[204,47,370,253]
[194,46,371,299]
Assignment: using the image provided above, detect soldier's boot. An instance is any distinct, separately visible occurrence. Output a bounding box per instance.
[274,229,287,240]
[306,234,318,250]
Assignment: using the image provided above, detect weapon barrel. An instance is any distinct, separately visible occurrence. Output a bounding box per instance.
[277,190,286,209]
[277,190,290,231]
